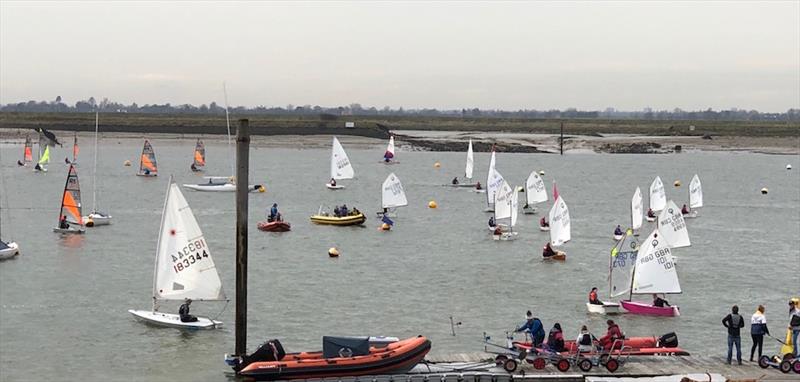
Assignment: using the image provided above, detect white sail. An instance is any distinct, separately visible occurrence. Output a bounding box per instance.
[689,174,703,208]
[631,187,643,231]
[548,196,571,246]
[465,139,474,179]
[385,136,395,158]
[330,137,354,180]
[632,229,681,295]
[493,181,513,220]
[510,188,519,228]
[610,229,639,297]
[649,176,666,211]
[486,168,506,208]
[153,181,226,301]
[381,173,407,209]
[657,200,691,248]
[525,171,548,205]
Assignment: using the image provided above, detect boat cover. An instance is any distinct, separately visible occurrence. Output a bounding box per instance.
[322,336,370,358]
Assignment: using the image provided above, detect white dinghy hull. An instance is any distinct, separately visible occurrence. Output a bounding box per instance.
[326,184,346,190]
[84,213,112,226]
[0,242,19,260]
[128,309,222,330]
[183,183,263,193]
[53,227,85,234]
[586,302,622,315]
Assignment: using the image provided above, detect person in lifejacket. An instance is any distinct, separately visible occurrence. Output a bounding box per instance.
[647,208,656,218]
[488,216,496,228]
[178,298,198,323]
[475,182,482,190]
[547,323,565,352]
[268,203,278,222]
[653,294,671,307]
[540,217,549,228]
[65,157,70,164]
[515,310,545,348]
[59,215,70,229]
[34,163,42,171]
[329,178,336,187]
[589,287,603,305]
[191,163,198,172]
[598,319,623,349]
[542,242,556,258]
[452,177,459,185]
[340,204,349,216]
[681,204,690,215]
[614,225,623,236]
[17,160,24,166]
[143,168,151,175]
[576,325,595,353]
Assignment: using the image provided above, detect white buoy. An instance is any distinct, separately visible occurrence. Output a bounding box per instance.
[787,164,793,170]
[761,187,769,195]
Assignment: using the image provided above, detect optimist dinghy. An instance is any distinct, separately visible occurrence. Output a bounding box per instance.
[376,173,407,218]
[647,176,666,221]
[683,174,703,218]
[543,182,570,260]
[522,170,547,214]
[128,178,227,329]
[587,229,639,314]
[327,137,354,190]
[53,164,86,234]
[381,135,398,164]
[619,228,681,317]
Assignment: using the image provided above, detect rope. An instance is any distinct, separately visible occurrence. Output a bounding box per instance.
[212,299,230,321]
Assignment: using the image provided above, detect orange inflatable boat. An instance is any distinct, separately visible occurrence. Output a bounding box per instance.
[232,336,431,381]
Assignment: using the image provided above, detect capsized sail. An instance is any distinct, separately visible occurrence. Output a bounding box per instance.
[138,140,158,175]
[657,200,691,248]
[381,173,408,209]
[154,181,226,301]
[649,176,666,212]
[330,137,354,180]
[58,164,83,225]
[486,168,505,209]
[383,136,395,161]
[525,171,548,205]
[632,229,681,295]
[610,229,639,297]
[493,181,514,220]
[689,174,703,209]
[465,139,474,179]
[193,139,206,168]
[24,137,33,163]
[548,195,571,246]
[39,145,50,165]
[631,187,643,231]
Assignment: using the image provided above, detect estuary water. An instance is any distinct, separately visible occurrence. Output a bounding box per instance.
[1,136,798,381]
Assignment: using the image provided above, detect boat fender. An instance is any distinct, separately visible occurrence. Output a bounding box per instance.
[380,223,391,231]
[434,162,441,168]
[673,180,681,187]
[255,185,266,193]
[123,160,132,166]
[428,201,438,209]
[761,187,768,195]
[328,247,340,257]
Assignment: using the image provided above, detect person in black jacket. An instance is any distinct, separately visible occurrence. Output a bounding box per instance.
[179,298,198,323]
[723,305,745,365]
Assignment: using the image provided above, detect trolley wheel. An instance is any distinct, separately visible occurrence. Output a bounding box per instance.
[780,360,792,373]
[793,360,800,374]
[495,355,508,365]
[503,358,518,373]
[605,358,619,373]
[579,358,593,372]
[556,358,570,372]
[599,353,609,364]
[532,358,546,369]
[758,355,770,369]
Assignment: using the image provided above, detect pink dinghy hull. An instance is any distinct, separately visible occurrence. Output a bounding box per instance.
[620,300,680,317]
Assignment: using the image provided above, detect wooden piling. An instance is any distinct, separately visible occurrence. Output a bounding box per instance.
[235,118,250,356]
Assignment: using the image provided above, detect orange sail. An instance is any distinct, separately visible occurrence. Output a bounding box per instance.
[193,139,206,167]
[24,136,33,162]
[138,140,158,175]
[58,164,83,225]
[72,134,79,163]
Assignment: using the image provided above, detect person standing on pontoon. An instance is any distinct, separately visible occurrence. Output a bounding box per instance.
[515,310,545,348]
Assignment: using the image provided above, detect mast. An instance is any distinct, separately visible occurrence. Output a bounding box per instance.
[152,178,172,312]
[223,82,234,177]
[559,122,564,155]
[92,113,99,212]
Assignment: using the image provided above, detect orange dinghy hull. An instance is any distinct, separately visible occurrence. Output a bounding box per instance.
[257,221,291,232]
[237,336,431,381]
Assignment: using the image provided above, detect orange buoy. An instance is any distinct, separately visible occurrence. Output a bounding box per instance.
[428,200,438,209]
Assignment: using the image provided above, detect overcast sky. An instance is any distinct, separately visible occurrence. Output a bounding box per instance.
[1,1,798,112]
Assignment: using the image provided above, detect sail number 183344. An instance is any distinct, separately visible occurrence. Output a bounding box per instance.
[171,239,209,274]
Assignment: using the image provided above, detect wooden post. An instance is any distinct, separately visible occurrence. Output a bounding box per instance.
[235,119,250,356]
[559,122,564,155]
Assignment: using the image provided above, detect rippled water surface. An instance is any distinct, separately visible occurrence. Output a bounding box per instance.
[1,137,798,381]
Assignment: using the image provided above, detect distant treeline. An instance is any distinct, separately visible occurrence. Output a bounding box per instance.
[2,96,799,122]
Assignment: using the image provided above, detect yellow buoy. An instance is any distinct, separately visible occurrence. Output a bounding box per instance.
[328,247,340,257]
[434,162,441,168]
[123,160,132,166]
[380,223,391,231]
[257,185,266,193]
[674,180,681,187]
[761,187,768,195]
[428,200,438,209]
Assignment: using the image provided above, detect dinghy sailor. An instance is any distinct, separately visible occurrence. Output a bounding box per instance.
[614,225,623,236]
[542,242,556,258]
[653,294,671,307]
[179,298,198,323]
[452,177,459,185]
[681,204,690,215]
[59,215,70,229]
[589,287,603,305]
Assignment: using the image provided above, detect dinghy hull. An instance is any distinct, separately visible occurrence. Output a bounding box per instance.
[238,336,431,381]
[522,206,537,214]
[539,226,550,232]
[613,234,623,241]
[128,309,222,329]
[620,300,680,316]
[586,302,622,314]
[53,227,85,234]
[542,251,566,261]
[257,221,291,232]
[183,183,264,192]
[310,213,366,226]
[325,184,346,190]
[0,242,19,260]
[84,213,112,226]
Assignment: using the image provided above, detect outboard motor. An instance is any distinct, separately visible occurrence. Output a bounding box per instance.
[227,339,286,371]
[657,332,678,348]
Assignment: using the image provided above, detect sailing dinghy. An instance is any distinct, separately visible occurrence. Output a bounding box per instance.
[543,184,570,260]
[326,136,354,190]
[684,174,702,218]
[377,173,407,218]
[128,178,226,329]
[448,139,478,187]
[631,187,643,236]
[34,142,50,172]
[53,164,85,234]
[137,140,158,176]
[1,151,20,259]
[491,181,518,240]
[619,228,681,316]
[647,176,666,221]
[523,171,547,214]
[83,113,112,226]
[657,200,691,249]
[485,150,504,211]
[21,136,33,166]
[587,229,638,314]
[382,136,397,164]
[191,139,205,172]
[183,178,265,193]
